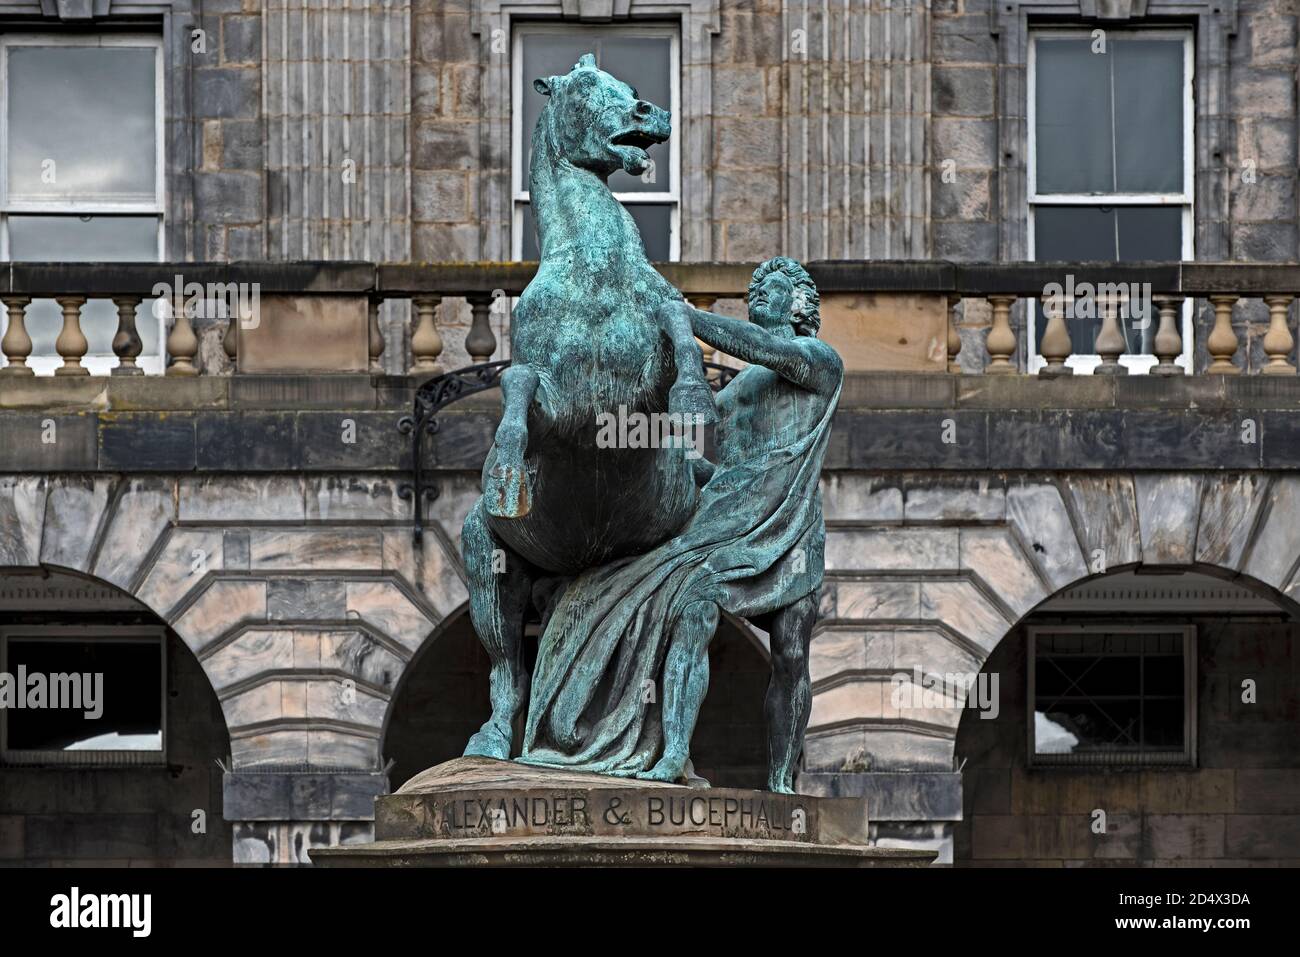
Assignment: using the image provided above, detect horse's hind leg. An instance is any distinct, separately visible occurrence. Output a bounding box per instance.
[657,300,718,425]
[462,498,533,759]
[485,364,539,519]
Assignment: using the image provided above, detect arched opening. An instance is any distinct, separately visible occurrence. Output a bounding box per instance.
[954,566,1300,866]
[0,567,232,866]
[381,608,769,790]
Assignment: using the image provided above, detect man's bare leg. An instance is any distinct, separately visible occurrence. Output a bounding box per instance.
[637,600,719,782]
[765,593,817,793]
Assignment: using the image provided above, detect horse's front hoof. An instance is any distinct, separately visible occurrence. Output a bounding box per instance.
[669,380,718,426]
[485,465,532,519]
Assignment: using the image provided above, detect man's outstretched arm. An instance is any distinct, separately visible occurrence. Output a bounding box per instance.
[665,301,842,395]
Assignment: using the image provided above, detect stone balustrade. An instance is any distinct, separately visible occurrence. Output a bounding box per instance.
[2,261,1300,377]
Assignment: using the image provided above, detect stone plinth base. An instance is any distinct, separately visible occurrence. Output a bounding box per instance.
[311,757,935,868]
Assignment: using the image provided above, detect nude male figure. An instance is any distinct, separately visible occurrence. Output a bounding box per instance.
[644,257,842,792]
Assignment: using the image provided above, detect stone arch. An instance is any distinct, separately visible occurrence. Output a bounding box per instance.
[0,562,235,864]
[378,603,485,788]
[808,472,1300,776]
[0,473,472,773]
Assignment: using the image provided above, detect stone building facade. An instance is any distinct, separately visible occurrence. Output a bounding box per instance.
[1,0,1299,867]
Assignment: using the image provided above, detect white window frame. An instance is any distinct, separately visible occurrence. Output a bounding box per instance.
[1027,28,1194,376]
[0,33,166,376]
[510,22,681,262]
[0,32,166,257]
[0,625,168,767]
[1027,623,1197,768]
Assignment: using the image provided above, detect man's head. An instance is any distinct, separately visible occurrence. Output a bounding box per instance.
[748,257,820,337]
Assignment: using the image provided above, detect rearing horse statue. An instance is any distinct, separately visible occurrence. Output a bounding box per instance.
[461,54,714,759]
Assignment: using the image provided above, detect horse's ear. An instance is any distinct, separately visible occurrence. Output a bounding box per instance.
[533,77,553,96]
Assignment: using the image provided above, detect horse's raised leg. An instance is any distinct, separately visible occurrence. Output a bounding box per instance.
[484,364,539,519]
[462,499,533,759]
[656,300,718,426]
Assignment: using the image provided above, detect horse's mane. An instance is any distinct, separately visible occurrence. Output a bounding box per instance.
[528,85,645,264]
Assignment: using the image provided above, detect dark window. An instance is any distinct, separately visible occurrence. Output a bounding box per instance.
[1029,626,1194,766]
[1,630,165,765]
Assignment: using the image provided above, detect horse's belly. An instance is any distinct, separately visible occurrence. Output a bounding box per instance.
[485,444,697,574]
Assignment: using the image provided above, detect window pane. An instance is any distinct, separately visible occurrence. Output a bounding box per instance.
[1034,38,1114,194]
[1033,206,1182,356]
[6,45,157,203]
[1113,39,1184,193]
[1116,206,1182,260]
[521,201,671,261]
[1035,35,1185,196]
[1035,205,1118,260]
[520,32,673,195]
[3,637,162,753]
[1034,630,1188,758]
[7,214,158,260]
[626,204,672,261]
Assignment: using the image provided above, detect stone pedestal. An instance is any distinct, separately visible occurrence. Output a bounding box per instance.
[310,757,935,867]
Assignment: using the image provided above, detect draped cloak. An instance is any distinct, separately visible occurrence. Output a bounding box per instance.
[518,377,842,775]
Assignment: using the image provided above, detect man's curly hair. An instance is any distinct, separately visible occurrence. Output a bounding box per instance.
[749,256,821,337]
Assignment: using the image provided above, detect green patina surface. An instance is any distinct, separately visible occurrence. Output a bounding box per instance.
[458,55,842,792]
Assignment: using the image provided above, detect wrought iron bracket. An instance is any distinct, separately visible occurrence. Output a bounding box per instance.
[398,359,740,544]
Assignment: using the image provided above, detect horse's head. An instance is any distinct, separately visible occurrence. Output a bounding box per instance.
[533,53,670,178]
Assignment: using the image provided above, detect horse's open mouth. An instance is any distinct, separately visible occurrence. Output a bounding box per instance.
[610,129,663,151]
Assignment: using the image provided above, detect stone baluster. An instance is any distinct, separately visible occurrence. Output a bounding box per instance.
[111,296,144,376]
[1,297,34,376]
[221,295,239,369]
[1261,295,1296,375]
[54,296,89,376]
[1152,296,1185,376]
[689,295,717,367]
[166,293,199,376]
[1038,295,1073,377]
[947,295,962,373]
[984,295,1017,374]
[466,294,498,364]
[1206,295,1241,374]
[410,296,443,373]
[368,298,387,373]
[1093,289,1126,374]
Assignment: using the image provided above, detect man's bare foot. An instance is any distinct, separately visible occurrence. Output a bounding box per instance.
[464,723,511,760]
[636,752,687,783]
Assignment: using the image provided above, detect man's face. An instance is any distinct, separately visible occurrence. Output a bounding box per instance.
[749,270,797,332]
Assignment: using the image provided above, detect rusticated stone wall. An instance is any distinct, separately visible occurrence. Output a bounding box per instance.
[804,470,1300,777]
[955,618,1300,865]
